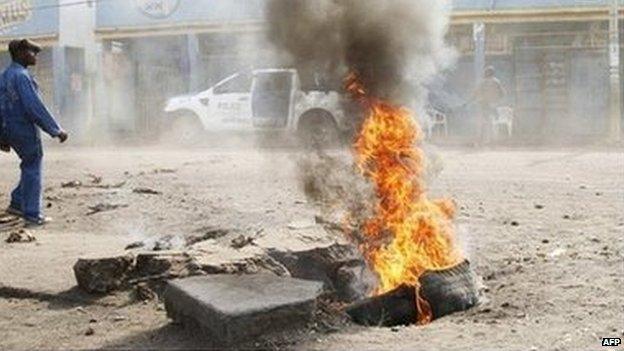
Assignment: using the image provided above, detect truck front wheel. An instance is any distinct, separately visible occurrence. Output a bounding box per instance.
[163,112,204,145]
[297,111,342,149]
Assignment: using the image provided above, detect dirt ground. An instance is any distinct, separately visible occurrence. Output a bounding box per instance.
[0,144,622,351]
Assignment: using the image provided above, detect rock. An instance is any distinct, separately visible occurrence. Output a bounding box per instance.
[510,221,520,227]
[62,180,82,188]
[153,168,176,174]
[548,248,567,259]
[185,228,230,246]
[164,274,324,346]
[0,214,16,224]
[127,236,174,252]
[268,243,372,301]
[5,229,36,243]
[135,283,157,302]
[534,204,544,209]
[86,174,103,184]
[132,187,162,195]
[85,327,95,336]
[541,239,549,244]
[112,315,128,322]
[73,255,135,294]
[230,235,255,249]
[86,203,129,216]
[125,241,145,250]
[85,181,126,189]
[134,251,196,279]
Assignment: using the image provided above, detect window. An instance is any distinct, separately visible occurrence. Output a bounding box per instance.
[214,74,251,95]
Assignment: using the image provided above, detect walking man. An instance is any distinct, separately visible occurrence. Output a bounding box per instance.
[0,39,68,226]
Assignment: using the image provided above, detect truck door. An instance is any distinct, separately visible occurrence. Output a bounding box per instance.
[251,72,294,128]
[210,73,253,130]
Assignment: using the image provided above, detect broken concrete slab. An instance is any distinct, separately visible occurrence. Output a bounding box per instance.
[73,255,134,293]
[190,240,289,276]
[197,255,289,276]
[268,243,374,301]
[73,242,290,296]
[164,274,324,346]
[268,243,360,279]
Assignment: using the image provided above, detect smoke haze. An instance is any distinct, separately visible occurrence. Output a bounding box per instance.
[266,0,454,104]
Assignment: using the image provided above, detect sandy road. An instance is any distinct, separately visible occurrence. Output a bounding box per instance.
[0,146,622,350]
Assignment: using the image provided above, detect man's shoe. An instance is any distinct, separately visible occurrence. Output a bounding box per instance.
[24,216,52,227]
[6,207,23,217]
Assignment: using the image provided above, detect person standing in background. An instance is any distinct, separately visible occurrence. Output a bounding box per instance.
[474,66,505,145]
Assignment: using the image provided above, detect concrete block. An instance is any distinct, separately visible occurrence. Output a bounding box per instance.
[164,274,324,345]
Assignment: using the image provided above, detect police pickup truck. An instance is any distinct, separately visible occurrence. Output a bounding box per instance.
[164,69,356,145]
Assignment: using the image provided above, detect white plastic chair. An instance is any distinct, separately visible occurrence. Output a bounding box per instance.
[426,107,449,138]
[493,106,514,138]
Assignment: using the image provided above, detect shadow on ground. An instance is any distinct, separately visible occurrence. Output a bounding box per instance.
[0,285,131,310]
[97,324,212,350]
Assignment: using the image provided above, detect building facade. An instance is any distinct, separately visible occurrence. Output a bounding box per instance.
[94,0,272,137]
[447,0,623,142]
[0,0,619,142]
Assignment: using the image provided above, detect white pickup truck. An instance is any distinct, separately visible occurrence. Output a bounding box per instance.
[164,69,355,145]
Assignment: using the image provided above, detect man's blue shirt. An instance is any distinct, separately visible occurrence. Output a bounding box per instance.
[0,62,62,145]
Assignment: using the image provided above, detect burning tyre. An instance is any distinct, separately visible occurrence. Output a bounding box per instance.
[346,260,479,327]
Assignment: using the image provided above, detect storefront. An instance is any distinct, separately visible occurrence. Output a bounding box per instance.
[446,0,623,142]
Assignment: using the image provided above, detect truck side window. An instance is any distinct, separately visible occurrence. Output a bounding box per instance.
[214,74,251,95]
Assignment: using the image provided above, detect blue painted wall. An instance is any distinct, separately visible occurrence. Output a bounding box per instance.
[96,0,265,29]
[0,0,59,37]
[95,0,619,30]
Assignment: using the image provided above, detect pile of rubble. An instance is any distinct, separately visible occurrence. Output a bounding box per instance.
[73,224,373,303]
[73,222,478,347]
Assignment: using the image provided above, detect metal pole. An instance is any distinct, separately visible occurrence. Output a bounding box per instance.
[473,22,486,85]
[608,0,621,142]
[473,22,486,140]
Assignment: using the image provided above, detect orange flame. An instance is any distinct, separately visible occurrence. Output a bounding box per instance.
[346,72,463,324]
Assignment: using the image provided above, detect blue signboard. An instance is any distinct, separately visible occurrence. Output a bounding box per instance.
[0,0,59,38]
[97,0,265,29]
